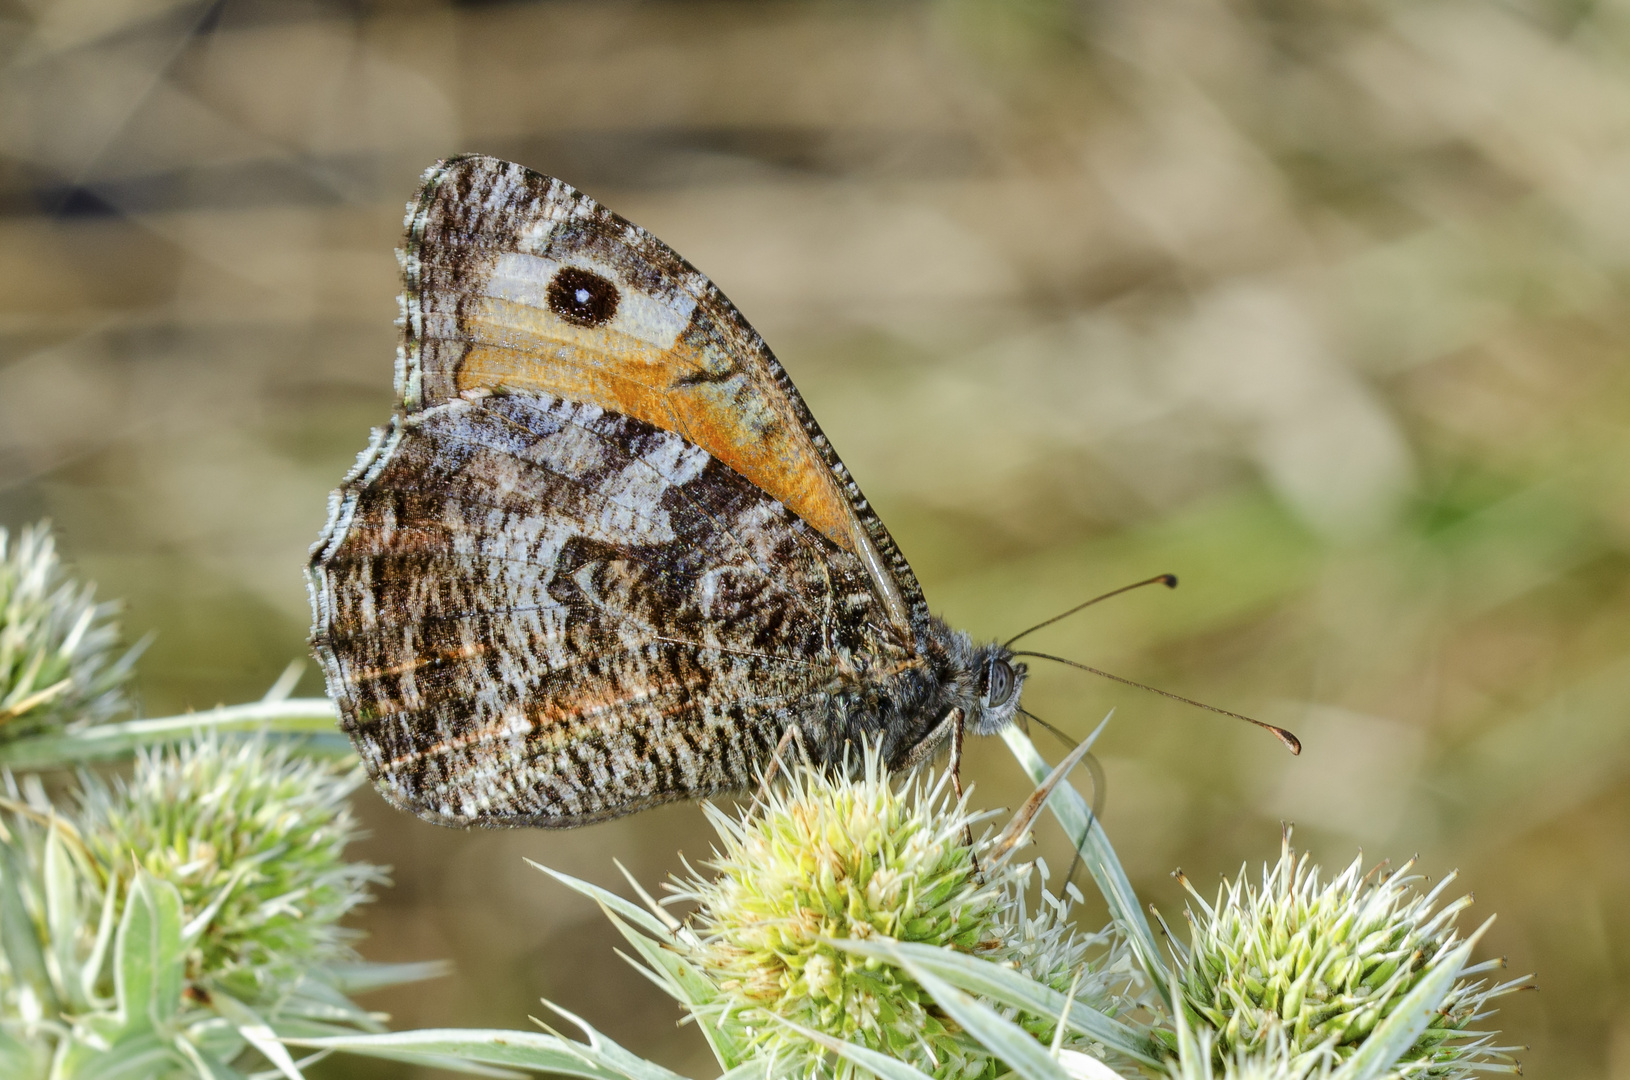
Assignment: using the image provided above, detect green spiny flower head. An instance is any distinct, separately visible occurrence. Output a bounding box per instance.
[672,742,1130,1080]
[76,735,387,1001]
[0,522,143,737]
[1171,830,1528,1079]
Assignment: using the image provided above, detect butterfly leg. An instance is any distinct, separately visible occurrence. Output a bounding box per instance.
[900,707,974,845]
[748,725,804,817]
[948,713,981,872]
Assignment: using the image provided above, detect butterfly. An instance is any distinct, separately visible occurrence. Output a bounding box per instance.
[305,154,1032,829]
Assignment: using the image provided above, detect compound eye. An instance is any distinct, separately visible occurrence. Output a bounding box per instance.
[985,658,1015,707]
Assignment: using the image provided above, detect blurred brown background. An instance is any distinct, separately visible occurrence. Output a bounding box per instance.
[1,0,1624,1075]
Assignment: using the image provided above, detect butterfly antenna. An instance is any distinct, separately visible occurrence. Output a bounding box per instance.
[1021,708,1105,894]
[1010,651,1302,755]
[1019,707,1077,751]
[1003,574,1178,649]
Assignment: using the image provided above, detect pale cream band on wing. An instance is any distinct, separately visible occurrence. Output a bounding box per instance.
[488,252,698,349]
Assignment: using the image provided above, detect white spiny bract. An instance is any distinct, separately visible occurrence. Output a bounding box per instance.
[1168,832,1528,1078]
[667,744,1134,1080]
[1167,1025,1337,1080]
[0,524,142,737]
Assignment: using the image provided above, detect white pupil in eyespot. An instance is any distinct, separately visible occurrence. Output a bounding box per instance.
[575,288,591,304]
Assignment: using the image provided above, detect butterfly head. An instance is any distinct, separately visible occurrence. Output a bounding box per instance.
[968,646,1027,735]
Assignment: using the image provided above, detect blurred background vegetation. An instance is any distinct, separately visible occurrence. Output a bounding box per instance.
[0,0,1623,1075]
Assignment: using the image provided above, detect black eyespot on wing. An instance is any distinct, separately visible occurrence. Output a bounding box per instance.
[547,266,620,327]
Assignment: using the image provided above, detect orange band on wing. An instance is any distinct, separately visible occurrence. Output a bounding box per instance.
[454,297,855,552]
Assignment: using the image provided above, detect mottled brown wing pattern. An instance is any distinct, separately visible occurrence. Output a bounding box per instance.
[309,389,911,826]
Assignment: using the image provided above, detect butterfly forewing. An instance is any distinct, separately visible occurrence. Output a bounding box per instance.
[400,156,925,629]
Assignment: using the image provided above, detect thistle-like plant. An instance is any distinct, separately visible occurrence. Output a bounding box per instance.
[74,736,388,1002]
[1163,831,1530,1078]
[0,523,143,738]
[0,740,439,1079]
[666,744,1138,1080]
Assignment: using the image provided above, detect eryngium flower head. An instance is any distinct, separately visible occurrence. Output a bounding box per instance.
[76,736,386,1000]
[1170,831,1528,1078]
[0,523,142,736]
[671,744,1131,1080]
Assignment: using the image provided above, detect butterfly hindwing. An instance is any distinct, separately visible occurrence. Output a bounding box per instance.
[310,390,911,826]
